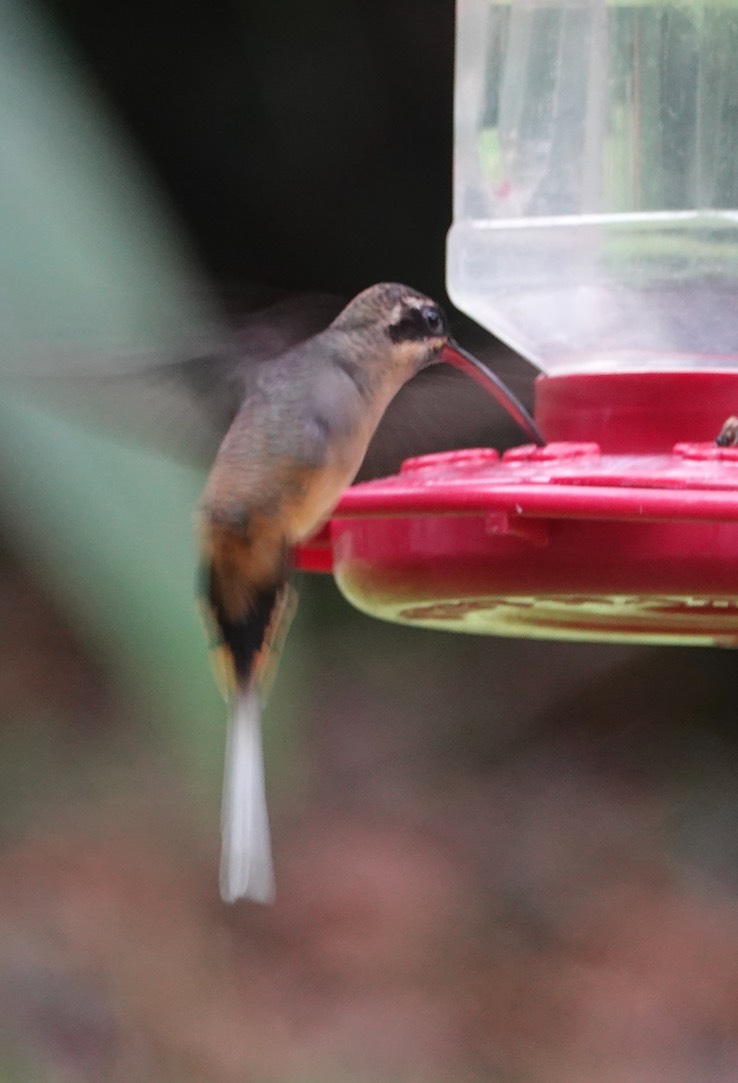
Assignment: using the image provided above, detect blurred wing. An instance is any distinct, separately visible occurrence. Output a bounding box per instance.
[21,291,344,466]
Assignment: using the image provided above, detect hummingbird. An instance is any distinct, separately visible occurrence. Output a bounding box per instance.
[198,281,544,903]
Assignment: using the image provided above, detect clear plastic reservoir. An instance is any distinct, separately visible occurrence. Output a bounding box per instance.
[447,0,738,374]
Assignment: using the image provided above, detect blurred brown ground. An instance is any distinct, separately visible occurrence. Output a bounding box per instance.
[1,552,737,1083]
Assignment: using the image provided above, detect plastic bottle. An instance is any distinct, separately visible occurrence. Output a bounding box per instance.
[447,0,738,375]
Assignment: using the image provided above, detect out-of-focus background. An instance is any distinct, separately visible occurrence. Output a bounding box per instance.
[1,2,738,1081]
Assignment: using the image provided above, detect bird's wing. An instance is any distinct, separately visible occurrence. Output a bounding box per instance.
[21,293,344,467]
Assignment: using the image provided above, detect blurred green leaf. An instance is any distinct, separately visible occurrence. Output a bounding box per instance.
[0,396,223,773]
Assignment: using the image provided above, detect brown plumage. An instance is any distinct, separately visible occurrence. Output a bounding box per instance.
[198,282,543,903]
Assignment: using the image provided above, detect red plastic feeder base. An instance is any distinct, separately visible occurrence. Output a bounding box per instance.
[295,372,738,646]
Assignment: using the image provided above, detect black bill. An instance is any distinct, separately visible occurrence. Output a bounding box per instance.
[441,340,545,447]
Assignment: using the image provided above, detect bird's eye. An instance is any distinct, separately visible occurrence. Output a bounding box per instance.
[420,305,444,336]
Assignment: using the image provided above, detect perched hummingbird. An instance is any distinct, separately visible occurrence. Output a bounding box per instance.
[198,281,544,903]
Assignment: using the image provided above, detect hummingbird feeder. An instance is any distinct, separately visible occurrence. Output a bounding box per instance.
[297,0,738,648]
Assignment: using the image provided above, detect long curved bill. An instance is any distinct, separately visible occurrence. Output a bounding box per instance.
[442,339,545,447]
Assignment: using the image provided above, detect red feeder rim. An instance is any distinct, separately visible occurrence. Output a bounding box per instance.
[295,371,738,646]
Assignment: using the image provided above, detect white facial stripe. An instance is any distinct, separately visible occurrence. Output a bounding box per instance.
[390,295,430,322]
[390,301,405,325]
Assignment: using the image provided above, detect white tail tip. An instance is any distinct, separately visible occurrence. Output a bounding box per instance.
[219,687,275,903]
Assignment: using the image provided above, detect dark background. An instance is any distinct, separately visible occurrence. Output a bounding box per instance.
[0,3,737,1081]
[46,0,457,300]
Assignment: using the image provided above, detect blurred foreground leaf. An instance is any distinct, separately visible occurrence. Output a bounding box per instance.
[0,396,222,771]
[0,0,217,372]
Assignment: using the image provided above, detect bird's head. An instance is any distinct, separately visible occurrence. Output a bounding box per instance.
[331,283,544,445]
[331,283,452,372]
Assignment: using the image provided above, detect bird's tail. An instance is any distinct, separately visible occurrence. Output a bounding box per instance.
[220,684,275,904]
[200,546,296,904]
